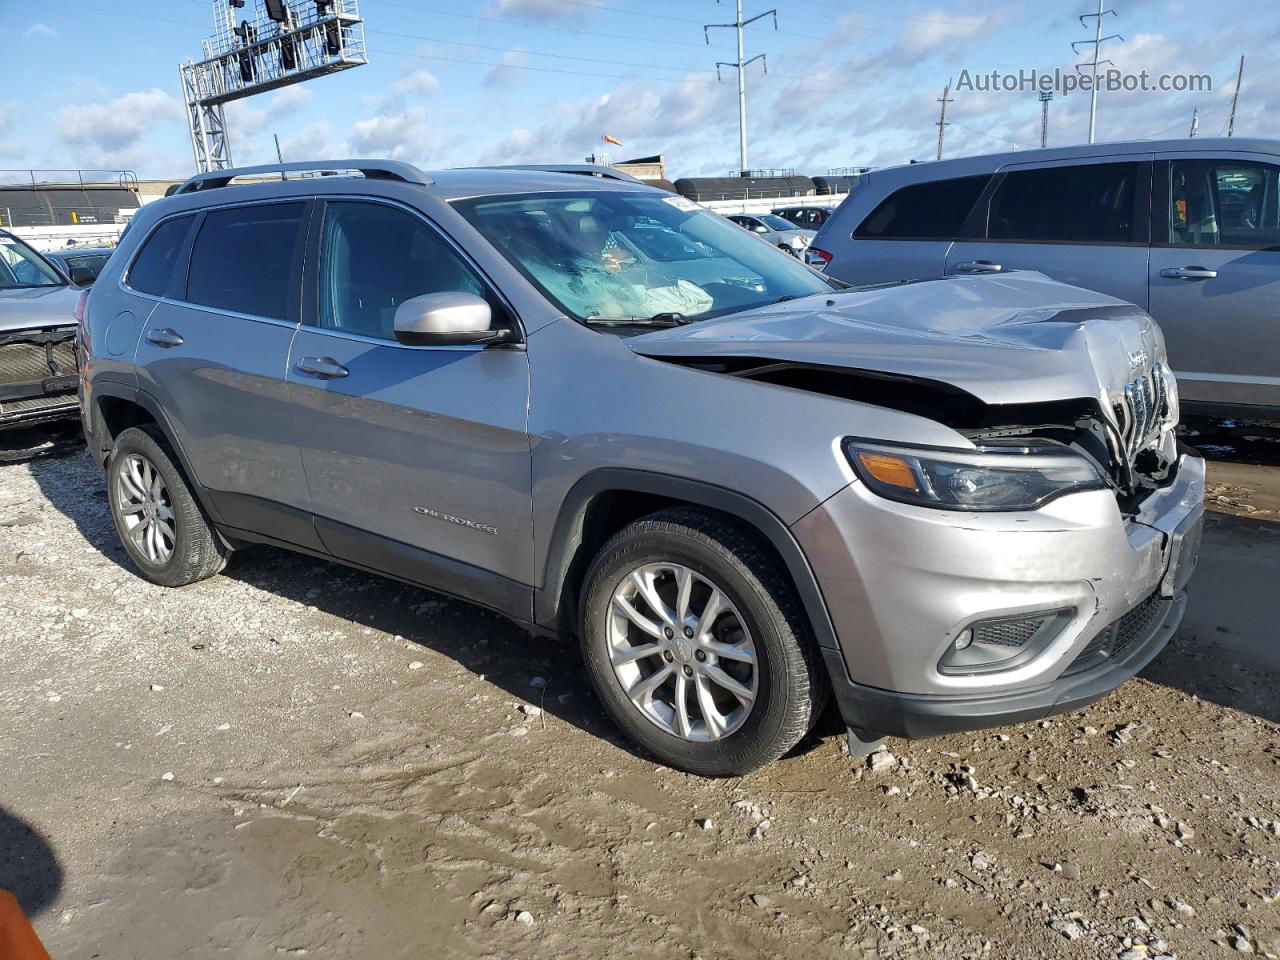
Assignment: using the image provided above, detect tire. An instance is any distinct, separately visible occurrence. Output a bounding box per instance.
[106,425,227,587]
[580,507,828,776]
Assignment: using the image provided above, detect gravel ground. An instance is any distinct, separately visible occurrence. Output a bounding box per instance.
[2,429,1279,960]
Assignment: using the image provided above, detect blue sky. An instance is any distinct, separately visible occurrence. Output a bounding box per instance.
[2,0,1278,180]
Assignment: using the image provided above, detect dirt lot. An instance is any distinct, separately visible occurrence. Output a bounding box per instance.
[2,424,1279,960]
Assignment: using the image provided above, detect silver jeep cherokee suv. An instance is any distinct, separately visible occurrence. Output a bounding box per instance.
[79,160,1205,776]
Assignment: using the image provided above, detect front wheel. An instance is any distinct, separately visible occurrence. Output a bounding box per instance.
[106,426,227,587]
[580,508,827,776]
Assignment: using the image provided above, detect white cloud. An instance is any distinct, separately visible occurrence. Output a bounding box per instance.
[489,0,600,22]
[482,49,530,90]
[392,69,440,98]
[280,121,341,161]
[268,86,314,117]
[55,89,183,167]
[348,107,441,163]
[25,23,57,39]
[0,101,23,161]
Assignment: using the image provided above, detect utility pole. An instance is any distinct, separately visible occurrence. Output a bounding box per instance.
[1227,54,1245,136]
[1189,108,1199,138]
[1039,90,1054,148]
[936,82,952,160]
[705,1,777,176]
[1073,0,1122,144]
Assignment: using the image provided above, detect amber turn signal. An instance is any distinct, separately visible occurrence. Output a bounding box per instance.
[855,451,919,491]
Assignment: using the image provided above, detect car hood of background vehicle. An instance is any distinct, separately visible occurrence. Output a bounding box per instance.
[0,284,80,333]
[628,271,1165,408]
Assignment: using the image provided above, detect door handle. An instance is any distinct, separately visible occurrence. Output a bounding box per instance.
[953,260,1004,274]
[145,328,184,348]
[295,356,349,379]
[1160,265,1218,280]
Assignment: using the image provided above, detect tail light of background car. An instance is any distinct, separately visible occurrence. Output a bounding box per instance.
[806,247,832,269]
[73,289,90,326]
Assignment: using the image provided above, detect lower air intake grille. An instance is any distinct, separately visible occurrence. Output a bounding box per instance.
[1066,593,1167,676]
[972,616,1048,648]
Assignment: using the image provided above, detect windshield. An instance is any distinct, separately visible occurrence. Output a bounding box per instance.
[0,233,64,289]
[759,214,796,231]
[59,253,112,280]
[453,191,832,324]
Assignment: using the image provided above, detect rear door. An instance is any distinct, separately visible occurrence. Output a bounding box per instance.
[830,174,990,285]
[286,197,533,599]
[131,199,319,548]
[944,156,1152,309]
[1148,152,1280,410]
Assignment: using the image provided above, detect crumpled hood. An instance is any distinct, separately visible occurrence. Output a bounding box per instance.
[0,283,80,333]
[629,272,1167,409]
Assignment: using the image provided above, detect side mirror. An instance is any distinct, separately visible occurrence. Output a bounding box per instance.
[393,291,512,347]
[69,267,96,286]
[754,225,769,234]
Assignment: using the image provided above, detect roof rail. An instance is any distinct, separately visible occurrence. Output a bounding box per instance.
[469,164,645,184]
[174,159,432,195]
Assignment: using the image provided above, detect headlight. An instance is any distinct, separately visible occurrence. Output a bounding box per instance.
[845,440,1104,512]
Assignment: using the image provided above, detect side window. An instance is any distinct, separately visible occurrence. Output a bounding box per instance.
[316,201,492,341]
[987,163,1138,244]
[1168,159,1280,248]
[126,214,195,296]
[854,175,990,240]
[186,202,306,320]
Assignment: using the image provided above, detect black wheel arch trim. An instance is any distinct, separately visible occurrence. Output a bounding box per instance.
[88,382,228,527]
[535,468,840,651]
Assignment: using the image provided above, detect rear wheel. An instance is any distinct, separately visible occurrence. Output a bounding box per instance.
[106,426,227,587]
[580,508,826,776]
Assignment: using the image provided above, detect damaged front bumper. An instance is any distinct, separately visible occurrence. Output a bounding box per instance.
[0,327,80,429]
[792,451,1205,738]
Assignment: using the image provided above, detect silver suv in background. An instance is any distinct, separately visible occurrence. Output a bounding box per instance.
[808,138,1280,417]
[0,229,86,430]
[79,160,1203,776]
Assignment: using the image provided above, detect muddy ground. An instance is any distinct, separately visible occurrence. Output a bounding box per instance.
[2,422,1278,960]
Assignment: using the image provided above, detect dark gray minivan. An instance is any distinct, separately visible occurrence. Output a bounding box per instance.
[809,138,1280,416]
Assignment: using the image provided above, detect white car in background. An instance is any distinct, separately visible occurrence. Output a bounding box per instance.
[726,213,815,257]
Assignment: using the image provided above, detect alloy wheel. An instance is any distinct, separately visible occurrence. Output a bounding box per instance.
[607,562,758,741]
[116,453,176,564]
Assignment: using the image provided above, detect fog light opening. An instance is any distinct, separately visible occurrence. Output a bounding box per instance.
[954,629,974,651]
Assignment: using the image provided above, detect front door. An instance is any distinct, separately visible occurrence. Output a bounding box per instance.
[1148,153,1280,410]
[286,198,533,609]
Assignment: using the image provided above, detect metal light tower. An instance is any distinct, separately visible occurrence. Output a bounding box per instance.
[1039,90,1053,148]
[705,2,777,177]
[181,0,368,172]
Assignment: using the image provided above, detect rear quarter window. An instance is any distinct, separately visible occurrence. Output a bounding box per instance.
[854,175,990,240]
[127,215,196,297]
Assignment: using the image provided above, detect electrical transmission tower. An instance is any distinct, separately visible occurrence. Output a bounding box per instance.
[1072,0,1122,144]
[1227,54,1245,136]
[936,82,952,160]
[705,1,777,176]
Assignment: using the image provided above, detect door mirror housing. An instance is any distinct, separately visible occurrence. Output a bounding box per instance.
[393,291,513,346]
[69,266,96,286]
[753,225,769,234]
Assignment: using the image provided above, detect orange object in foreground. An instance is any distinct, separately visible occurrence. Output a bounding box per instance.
[0,890,53,960]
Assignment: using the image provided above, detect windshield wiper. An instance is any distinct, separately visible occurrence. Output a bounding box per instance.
[584,312,693,328]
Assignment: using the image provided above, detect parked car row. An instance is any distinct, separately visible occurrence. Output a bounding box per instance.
[808,137,1280,417]
[64,158,1204,775]
[724,212,815,256]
